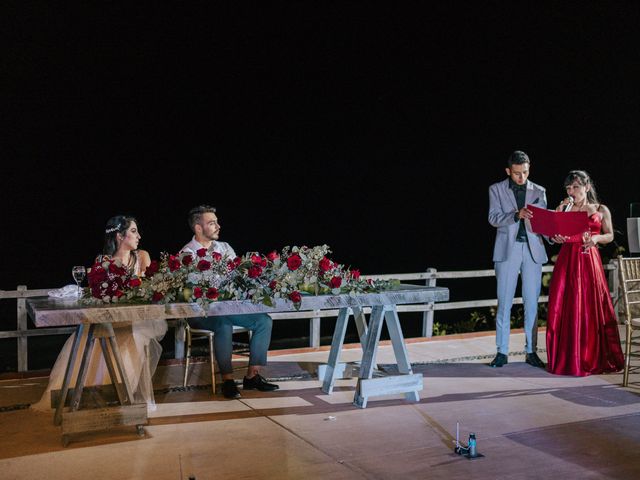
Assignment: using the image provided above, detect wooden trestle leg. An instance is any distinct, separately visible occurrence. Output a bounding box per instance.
[57,322,148,446]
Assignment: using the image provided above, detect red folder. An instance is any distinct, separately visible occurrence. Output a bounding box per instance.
[527,204,590,237]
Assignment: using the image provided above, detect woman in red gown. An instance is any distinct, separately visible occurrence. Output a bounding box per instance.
[546,170,624,376]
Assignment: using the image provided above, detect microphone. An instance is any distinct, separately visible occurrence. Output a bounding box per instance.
[563,196,574,212]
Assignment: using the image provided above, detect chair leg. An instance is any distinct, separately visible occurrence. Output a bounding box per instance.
[208,334,216,395]
[183,329,192,388]
[623,324,632,387]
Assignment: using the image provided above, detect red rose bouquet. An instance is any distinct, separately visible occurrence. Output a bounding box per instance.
[84,245,396,309]
[86,257,136,303]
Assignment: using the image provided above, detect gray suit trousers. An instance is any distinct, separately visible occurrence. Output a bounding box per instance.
[494,241,542,354]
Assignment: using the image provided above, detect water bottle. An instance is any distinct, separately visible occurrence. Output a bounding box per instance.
[468,433,477,457]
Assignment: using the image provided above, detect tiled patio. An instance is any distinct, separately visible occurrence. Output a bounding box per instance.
[1,328,639,479]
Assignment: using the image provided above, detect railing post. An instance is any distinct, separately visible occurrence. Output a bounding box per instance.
[422,268,437,337]
[17,285,28,372]
[309,311,321,348]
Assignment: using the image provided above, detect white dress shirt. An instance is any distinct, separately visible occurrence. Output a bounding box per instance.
[180,237,237,259]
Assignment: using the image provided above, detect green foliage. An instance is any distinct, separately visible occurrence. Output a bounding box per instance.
[440,300,549,336]
[432,321,448,336]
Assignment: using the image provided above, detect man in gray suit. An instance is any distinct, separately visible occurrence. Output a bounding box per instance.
[488,151,547,368]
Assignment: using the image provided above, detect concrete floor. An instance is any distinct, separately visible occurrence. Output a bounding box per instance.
[1,328,639,480]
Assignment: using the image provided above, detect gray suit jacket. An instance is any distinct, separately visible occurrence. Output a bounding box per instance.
[488,178,548,264]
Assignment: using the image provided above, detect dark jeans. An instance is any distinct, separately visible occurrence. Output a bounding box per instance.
[188,314,273,375]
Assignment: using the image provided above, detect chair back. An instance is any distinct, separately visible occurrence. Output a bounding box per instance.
[618,256,640,325]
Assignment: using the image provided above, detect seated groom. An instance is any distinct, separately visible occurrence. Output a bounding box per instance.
[181,205,279,399]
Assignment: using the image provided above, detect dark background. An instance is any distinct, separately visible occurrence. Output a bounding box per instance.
[2,3,640,366]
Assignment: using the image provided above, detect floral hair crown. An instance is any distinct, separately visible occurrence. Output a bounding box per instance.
[105,224,121,234]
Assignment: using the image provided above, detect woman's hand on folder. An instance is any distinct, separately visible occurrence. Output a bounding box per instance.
[551,234,569,244]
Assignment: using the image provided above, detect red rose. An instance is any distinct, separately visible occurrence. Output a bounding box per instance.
[196,248,208,258]
[145,260,159,276]
[319,257,332,273]
[193,287,203,299]
[128,277,141,288]
[152,291,164,302]
[88,265,107,285]
[168,255,181,272]
[269,280,277,290]
[182,255,193,266]
[266,251,279,262]
[329,276,342,289]
[212,252,222,261]
[289,291,302,303]
[114,289,125,298]
[109,262,127,276]
[227,257,242,270]
[197,259,211,271]
[250,255,266,267]
[287,254,302,271]
[350,269,361,280]
[206,287,219,300]
[248,265,263,278]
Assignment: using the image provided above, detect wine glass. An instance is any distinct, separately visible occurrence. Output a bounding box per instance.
[72,266,86,297]
[581,231,592,254]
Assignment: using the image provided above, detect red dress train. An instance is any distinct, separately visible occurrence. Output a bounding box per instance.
[546,213,624,376]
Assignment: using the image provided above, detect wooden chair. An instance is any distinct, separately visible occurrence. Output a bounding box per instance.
[618,256,640,386]
[182,323,249,395]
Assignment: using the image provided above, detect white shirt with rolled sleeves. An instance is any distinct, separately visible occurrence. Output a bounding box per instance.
[180,237,237,260]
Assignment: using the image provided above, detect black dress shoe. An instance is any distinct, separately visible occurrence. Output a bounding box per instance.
[243,374,280,392]
[489,353,508,368]
[221,379,241,399]
[525,352,546,369]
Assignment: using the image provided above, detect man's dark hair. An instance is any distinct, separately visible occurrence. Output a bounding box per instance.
[507,150,530,167]
[188,205,217,232]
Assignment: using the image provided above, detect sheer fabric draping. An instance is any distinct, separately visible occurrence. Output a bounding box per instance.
[32,251,167,411]
[31,319,167,411]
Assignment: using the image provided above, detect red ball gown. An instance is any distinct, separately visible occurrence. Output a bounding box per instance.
[546,212,624,376]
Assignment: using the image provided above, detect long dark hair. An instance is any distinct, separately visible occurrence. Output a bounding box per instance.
[563,170,600,205]
[103,215,138,256]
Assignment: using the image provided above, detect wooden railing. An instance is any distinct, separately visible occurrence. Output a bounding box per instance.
[0,262,619,372]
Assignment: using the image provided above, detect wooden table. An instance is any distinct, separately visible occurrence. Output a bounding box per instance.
[166,284,449,407]
[28,284,448,443]
[27,300,165,445]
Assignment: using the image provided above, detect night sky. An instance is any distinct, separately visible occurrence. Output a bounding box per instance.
[4,2,640,293]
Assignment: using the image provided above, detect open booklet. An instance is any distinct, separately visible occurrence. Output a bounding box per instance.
[526,204,590,237]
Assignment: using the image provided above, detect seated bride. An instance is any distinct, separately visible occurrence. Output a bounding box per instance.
[32,215,167,411]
